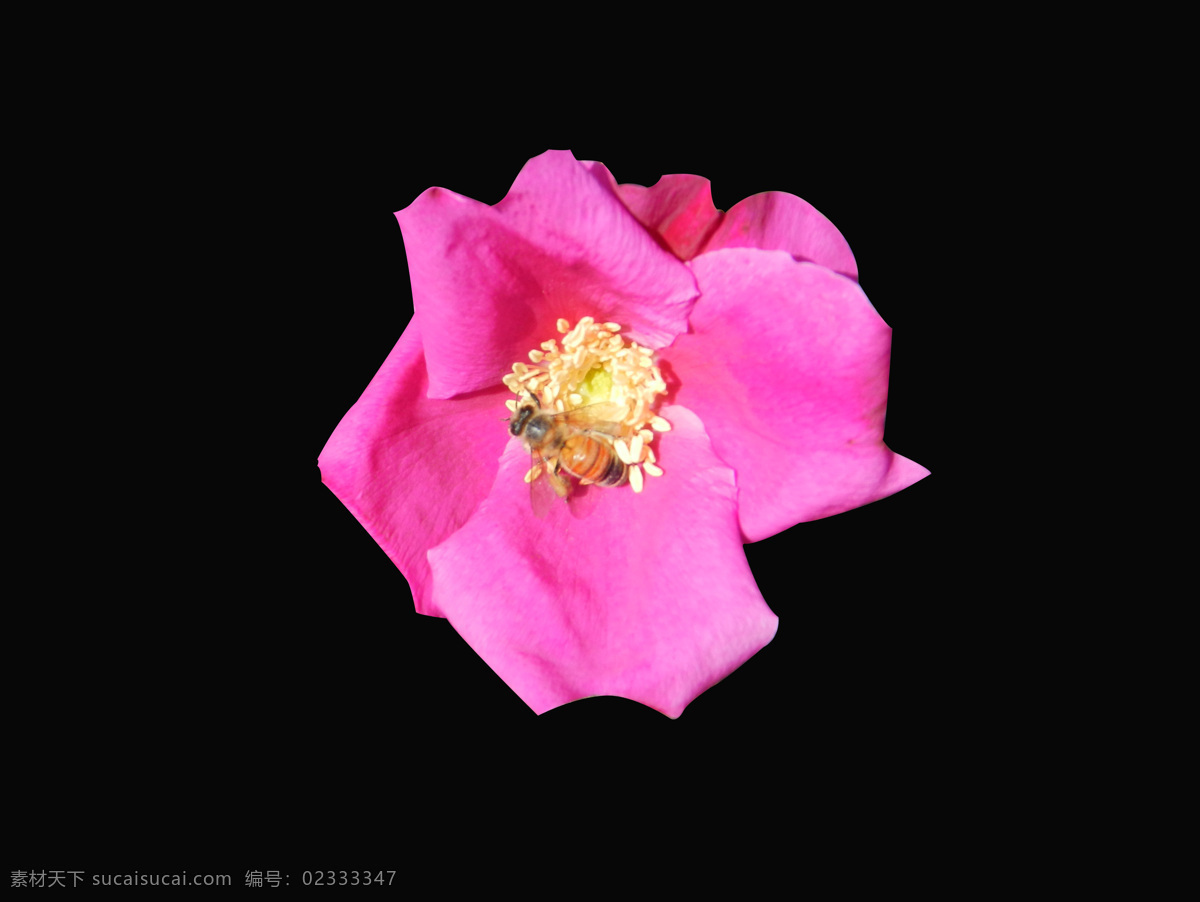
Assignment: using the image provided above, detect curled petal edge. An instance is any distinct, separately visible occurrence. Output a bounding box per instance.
[426,404,779,717]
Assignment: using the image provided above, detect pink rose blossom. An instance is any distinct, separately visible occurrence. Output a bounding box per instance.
[318,150,928,718]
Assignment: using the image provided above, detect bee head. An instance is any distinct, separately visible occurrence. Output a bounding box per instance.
[509,401,536,437]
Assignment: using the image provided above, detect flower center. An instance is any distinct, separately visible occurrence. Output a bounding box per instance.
[503,317,670,493]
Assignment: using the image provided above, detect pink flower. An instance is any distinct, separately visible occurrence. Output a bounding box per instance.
[319,150,928,718]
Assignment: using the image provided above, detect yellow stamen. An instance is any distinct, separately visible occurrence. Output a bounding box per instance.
[614,438,633,465]
[507,317,672,494]
[577,366,612,405]
[629,466,645,493]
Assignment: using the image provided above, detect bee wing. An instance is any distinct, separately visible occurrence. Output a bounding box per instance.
[528,448,569,519]
[552,401,626,437]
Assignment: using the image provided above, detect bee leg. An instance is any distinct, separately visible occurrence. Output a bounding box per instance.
[546,462,571,498]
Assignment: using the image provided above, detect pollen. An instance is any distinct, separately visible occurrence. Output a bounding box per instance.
[505,316,671,492]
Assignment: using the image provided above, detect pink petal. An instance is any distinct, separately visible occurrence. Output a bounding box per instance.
[666,249,928,542]
[699,191,859,281]
[614,174,722,261]
[394,150,697,399]
[426,405,779,717]
[318,317,511,617]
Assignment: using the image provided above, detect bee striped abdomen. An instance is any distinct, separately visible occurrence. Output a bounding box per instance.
[560,433,628,487]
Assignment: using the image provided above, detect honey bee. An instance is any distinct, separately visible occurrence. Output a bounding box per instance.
[508,393,629,502]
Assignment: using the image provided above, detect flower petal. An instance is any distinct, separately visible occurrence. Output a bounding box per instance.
[318,317,510,617]
[394,150,697,399]
[613,173,723,261]
[426,404,779,717]
[699,191,859,281]
[667,248,928,542]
